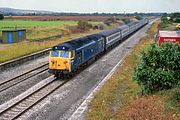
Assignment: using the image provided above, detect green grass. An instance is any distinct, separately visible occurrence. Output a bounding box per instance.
[0,20,77,30]
[0,20,78,41]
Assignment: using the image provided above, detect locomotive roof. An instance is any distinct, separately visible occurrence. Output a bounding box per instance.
[52,34,102,51]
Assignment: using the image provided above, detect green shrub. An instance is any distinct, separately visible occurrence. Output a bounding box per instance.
[0,13,4,20]
[70,20,92,33]
[122,18,130,24]
[133,42,180,94]
[135,16,143,20]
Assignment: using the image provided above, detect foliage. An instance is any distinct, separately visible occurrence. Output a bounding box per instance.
[170,12,180,19]
[70,21,92,33]
[170,12,180,23]
[0,13,4,20]
[133,42,180,94]
[162,13,168,17]
[122,18,130,24]
[160,12,180,29]
[135,16,143,20]
[160,17,170,29]
[77,20,92,30]
[103,17,116,26]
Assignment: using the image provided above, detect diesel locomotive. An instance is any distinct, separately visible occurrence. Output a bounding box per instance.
[49,18,148,77]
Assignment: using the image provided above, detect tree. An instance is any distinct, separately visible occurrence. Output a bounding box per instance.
[0,13,4,20]
[133,43,180,94]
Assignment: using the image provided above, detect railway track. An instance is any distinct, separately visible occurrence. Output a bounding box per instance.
[0,76,68,120]
[0,63,49,93]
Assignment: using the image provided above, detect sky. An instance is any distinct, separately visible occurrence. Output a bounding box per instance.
[0,0,179,13]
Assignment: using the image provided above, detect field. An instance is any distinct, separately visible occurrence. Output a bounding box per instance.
[0,20,77,30]
[0,20,77,40]
[5,16,114,22]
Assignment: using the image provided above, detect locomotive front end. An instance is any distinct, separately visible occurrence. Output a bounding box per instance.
[49,50,74,77]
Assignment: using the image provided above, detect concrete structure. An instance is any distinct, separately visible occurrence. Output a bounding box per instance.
[2,29,26,44]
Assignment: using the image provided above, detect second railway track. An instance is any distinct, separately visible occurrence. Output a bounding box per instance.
[0,63,49,93]
[0,76,68,120]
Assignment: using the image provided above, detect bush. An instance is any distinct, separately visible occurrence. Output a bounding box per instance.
[122,18,130,24]
[70,20,92,33]
[133,42,180,94]
[0,13,4,20]
[103,18,116,26]
[135,16,143,20]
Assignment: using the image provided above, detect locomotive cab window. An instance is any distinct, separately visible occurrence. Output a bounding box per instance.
[51,51,59,57]
[60,51,70,58]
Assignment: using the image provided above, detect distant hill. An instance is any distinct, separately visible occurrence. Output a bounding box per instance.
[0,7,163,16]
[0,7,55,16]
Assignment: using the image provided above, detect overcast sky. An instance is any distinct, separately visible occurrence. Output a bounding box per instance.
[0,0,179,13]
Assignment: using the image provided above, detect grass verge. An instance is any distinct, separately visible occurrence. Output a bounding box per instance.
[86,20,180,120]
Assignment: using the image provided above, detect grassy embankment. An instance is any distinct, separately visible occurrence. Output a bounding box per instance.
[86,20,180,120]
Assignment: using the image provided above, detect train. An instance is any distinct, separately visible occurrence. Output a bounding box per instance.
[48,18,149,77]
